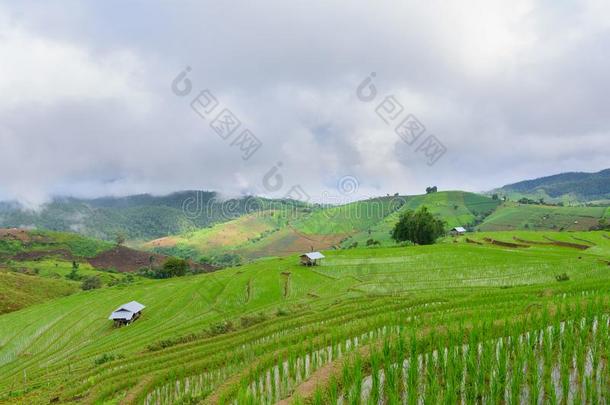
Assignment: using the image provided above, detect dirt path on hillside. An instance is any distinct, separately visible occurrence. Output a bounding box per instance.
[275,345,371,405]
[118,375,154,405]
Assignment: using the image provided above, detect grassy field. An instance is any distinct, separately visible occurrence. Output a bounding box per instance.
[0,231,608,404]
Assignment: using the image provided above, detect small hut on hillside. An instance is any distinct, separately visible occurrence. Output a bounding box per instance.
[109,301,145,327]
[450,226,467,236]
[300,252,325,266]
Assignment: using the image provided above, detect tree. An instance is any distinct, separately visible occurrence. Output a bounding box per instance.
[425,186,438,194]
[492,194,499,200]
[81,276,102,290]
[115,233,126,246]
[156,257,189,279]
[392,206,445,245]
[67,261,80,280]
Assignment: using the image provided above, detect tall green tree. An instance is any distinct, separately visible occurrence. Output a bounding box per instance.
[392,207,445,245]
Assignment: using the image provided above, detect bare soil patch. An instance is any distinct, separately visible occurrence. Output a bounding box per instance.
[88,246,216,273]
[143,236,179,249]
[465,238,483,245]
[483,238,530,248]
[542,236,591,250]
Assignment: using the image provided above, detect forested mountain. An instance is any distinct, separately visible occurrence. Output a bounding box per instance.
[0,192,303,241]
[493,169,610,203]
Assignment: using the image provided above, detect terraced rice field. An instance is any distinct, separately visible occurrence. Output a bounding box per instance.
[0,232,609,404]
[478,204,606,232]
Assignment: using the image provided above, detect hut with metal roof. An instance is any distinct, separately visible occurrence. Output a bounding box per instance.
[450,226,467,236]
[300,252,325,266]
[109,301,145,326]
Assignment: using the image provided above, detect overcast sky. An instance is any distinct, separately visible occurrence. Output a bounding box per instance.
[1,0,609,206]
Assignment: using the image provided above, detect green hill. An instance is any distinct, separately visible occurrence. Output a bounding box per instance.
[142,192,502,260]
[477,202,607,231]
[0,193,304,241]
[342,191,501,247]
[0,231,608,404]
[141,209,302,263]
[292,197,403,234]
[0,228,112,258]
[492,168,610,203]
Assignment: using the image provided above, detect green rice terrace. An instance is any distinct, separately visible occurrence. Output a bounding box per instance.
[0,229,609,404]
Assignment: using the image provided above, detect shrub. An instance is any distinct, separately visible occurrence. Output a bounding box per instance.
[155,257,189,279]
[240,312,268,328]
[207,320,235,337]
[276,307,289,316]
[93,353,123,366]
[555,273,570,282]
[81,276,102,290]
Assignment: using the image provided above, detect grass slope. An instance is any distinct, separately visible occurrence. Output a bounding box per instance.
[292,197,402,235]
[0,270,77,314]
[0,231,608,403]
[478,203,606,231]
[141,210,293,258]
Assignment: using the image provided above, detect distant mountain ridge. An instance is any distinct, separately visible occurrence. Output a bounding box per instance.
[493,169,610,203]
[0,168,607,244]
[0,191,302,241]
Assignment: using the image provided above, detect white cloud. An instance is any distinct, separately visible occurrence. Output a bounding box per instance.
[0,0,608,205]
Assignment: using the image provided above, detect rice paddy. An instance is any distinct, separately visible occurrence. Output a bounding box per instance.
[0,231,609,404]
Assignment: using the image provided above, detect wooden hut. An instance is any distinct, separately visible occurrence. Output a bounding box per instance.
[109,301,145,327]
[300,252,325,266]
[450,226,467,236]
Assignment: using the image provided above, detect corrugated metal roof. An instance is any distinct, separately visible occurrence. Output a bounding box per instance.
[109,311,135,321]
[302,252,325,260]
[117,301,145,313]
[108,301,145,320]
[452,227,467,233]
